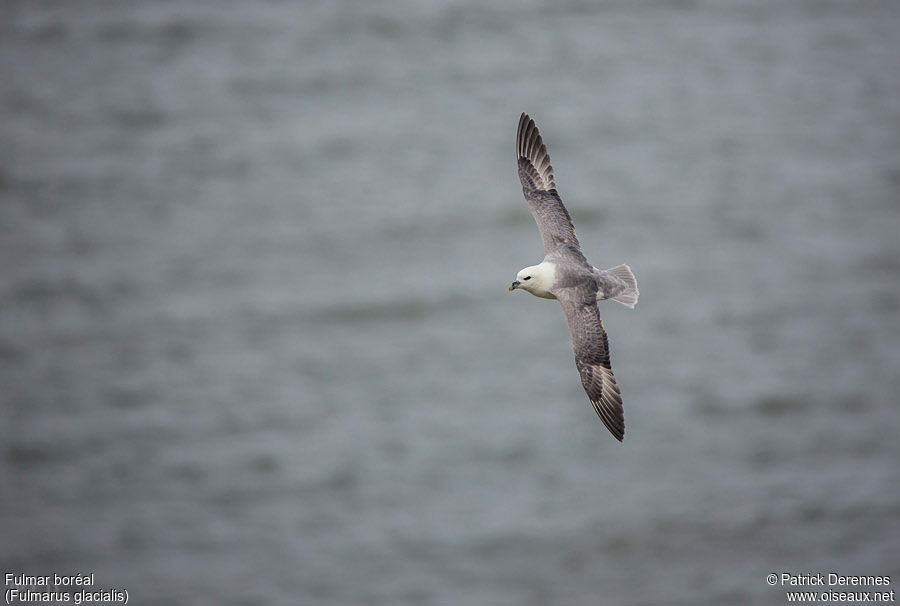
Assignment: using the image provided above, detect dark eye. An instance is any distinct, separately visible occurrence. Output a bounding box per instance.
[524,276,531,281]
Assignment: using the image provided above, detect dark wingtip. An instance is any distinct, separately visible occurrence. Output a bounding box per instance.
[595,410,625,442]
[592,396,625,442]
[517,112,529,142]
[605,421,625,442]
[609,423,625,442]
[515,113,556,191]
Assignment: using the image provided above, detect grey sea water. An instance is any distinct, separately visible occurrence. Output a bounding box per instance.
[2,1,899,604]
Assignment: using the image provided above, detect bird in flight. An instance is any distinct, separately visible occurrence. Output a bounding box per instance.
[509,113,639,441]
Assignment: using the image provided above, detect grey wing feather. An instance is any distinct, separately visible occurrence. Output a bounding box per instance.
[558,295,625,441]
[516,113,581,256]
[516,113,555,191]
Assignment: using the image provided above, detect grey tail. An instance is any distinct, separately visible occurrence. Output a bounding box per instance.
[607,264,639,308]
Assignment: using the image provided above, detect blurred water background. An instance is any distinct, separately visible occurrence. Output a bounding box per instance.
[2,1,900,604]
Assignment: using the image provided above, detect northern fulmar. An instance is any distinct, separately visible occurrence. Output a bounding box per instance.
[509,113,639,441]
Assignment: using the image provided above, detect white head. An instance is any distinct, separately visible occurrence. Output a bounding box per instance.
[508,262,556,298]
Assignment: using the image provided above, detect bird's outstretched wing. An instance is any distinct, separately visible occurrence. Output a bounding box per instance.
[557,294,625,441]
[516,113,581,256]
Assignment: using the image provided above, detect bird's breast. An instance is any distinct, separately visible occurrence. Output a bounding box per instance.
[531,289,557,300]
[528,261,558,298]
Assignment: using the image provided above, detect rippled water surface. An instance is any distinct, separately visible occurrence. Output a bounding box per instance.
[2,1,899,604]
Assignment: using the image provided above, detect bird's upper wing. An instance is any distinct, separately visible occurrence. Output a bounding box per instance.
[516,113,581,256]
[557,291,625,441]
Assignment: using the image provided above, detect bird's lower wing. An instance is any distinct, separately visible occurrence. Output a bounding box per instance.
[558,297,625,441]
